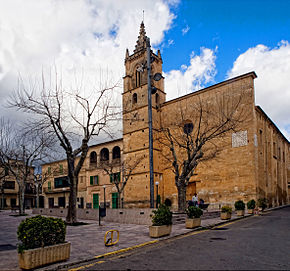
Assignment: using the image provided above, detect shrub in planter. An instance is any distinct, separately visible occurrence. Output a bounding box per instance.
[257,198,267,211]
[234,200,245,210]
[234,200,245,216]
[152,204,172,226]
[220,206,232,220]
[17,215,70,269]
[247,199,256,214]
[221,206,232,214]
[150,204,172,238]
[186,206,203,219]
[185,206,203,228]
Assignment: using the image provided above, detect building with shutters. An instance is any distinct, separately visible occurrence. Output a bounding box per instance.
[41,22,289,211]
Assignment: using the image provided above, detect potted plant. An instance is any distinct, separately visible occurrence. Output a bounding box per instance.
[17,215,70,269]
[220,206,232,220]
[257,198,267,212]
[234,200,245,216]
[185,206,203,228]
[149,204,172,238]
[247,199,256,214]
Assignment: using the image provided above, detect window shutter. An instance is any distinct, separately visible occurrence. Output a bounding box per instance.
[48,181,51,190]
[90,176,93,185]
[97,175,99,185]
[59,164,63,174]
[110,174,113,183]
[117,172,121,182]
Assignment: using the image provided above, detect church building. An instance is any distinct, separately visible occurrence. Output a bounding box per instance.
[41,22,289,211]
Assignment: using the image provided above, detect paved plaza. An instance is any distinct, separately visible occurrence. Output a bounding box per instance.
[0,209,255,270]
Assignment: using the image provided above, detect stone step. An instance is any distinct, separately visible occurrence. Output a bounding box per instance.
[172,211,220,224]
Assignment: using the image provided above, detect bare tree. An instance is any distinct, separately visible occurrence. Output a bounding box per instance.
[158,91,248,212]
[103,156,143,208]
[10,71,119,223]
[0,118,52,214]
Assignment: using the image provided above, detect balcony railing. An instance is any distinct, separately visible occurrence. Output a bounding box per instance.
[43,187,70,194]
[53,169,68,177]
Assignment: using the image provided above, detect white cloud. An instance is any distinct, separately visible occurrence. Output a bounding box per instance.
[164,47,217,101]
[227,41,290,139]
[182,25,190,35]
[0,0,176,124]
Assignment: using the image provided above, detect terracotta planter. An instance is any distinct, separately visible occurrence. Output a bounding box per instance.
[149,225,172,238]
[247,209,254,214]
[18,242,70,269]
[220,212,231,220]
[236,210,245,216]
[185,218,201,229]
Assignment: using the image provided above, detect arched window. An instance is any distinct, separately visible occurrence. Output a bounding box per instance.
[132,93,137,104]
[112,146,121,160]
[135,70,141,87]
[100,148,109,162]
[90,151,97,166]
[155,93,160,107]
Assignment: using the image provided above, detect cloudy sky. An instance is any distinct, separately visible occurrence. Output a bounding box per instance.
[0,0,289,140]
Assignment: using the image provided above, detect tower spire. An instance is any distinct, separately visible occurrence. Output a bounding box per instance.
[134,21,147,53]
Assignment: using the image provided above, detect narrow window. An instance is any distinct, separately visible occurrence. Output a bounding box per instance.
[135,70,141,87]
[155,93,160,107]
[133,93,137,104]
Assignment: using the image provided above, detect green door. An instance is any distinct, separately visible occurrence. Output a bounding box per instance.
[93,194,99,209]
[112,193,119,209]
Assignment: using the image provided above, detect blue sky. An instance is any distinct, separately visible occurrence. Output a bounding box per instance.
[162,0,290,83]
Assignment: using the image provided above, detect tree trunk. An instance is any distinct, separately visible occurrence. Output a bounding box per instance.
[177,183,187,212]
[66,174,78,224]
[18,183,25,215]
[0,186,4,209]
[35,183,39,208]
[117,191,121,209]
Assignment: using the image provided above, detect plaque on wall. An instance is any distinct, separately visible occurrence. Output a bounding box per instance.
[232,130,248,148]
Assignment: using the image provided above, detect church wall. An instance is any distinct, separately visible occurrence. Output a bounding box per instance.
[255,107,289,207]
[158,73,258,209]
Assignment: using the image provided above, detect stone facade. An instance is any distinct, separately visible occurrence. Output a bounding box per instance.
[41,22,289,211]
[0,164,35,209]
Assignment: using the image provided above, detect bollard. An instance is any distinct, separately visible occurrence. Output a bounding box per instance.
[104,230,119,247]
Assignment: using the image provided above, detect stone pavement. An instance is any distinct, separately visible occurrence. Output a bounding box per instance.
[0,209,253,271]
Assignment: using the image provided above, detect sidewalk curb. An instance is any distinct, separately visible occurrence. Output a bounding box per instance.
[43,206,288,271]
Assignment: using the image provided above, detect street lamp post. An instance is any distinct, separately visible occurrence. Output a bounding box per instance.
[155,181,159,208]
[145,37,163,208]
[146,37,154,208]
[103,185,106,209]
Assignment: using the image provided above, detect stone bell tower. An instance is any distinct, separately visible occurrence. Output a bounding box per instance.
[122,21,166,207]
